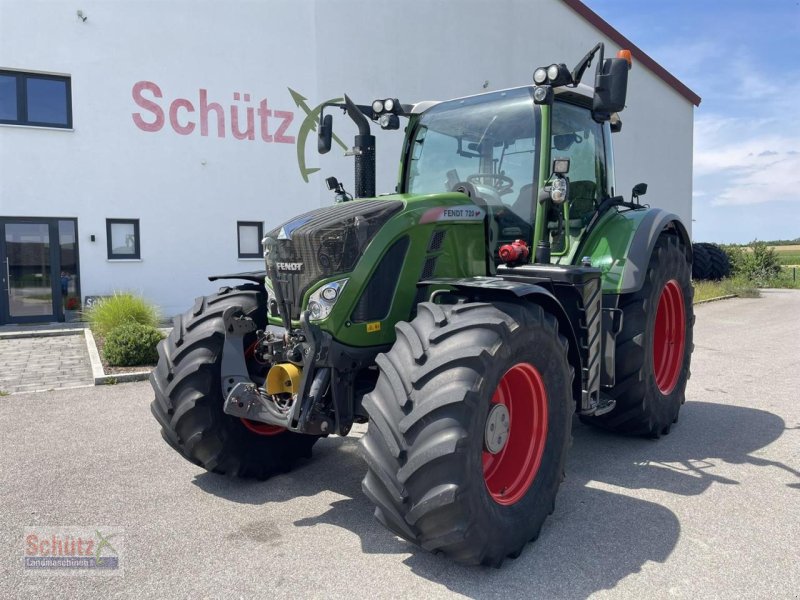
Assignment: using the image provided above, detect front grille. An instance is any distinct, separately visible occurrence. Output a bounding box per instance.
[264,200,403,319]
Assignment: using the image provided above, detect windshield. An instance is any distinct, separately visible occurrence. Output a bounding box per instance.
[405,87,538,225]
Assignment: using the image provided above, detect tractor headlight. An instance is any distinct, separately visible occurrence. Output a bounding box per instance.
[307,278,348,320]
[372,99,384,114]
[547,64,560,81]
[383,98,395,113]
[533,68,548,84]
[551,177,568,204]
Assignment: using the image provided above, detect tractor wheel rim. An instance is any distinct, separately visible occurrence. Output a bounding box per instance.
[653,279,686,394]
[482,362,548,506]
[240,418,285,436]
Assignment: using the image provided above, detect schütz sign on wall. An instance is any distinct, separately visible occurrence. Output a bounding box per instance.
[131,81,296,143]
[130,82,348,183]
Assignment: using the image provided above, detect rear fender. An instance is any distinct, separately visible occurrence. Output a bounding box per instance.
[578,208,691,294]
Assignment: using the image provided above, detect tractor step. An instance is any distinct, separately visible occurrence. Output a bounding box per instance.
[579,395,616,417]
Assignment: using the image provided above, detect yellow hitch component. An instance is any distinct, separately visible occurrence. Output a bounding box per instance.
[265,363,302,395]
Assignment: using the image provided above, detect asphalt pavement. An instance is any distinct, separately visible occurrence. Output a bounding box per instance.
[1,289,798,599]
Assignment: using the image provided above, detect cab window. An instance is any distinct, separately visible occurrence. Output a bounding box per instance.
[551,101,607,224]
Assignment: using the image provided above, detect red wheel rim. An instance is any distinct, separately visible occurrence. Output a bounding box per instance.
[653,279,686,394]
[240,419,285,436]
[240,340,286,436]
[482,363,548,506]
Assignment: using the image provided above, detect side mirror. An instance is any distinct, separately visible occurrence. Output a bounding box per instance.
[318,114,333,154]
[632,182,647,203]
[593,57,629,119]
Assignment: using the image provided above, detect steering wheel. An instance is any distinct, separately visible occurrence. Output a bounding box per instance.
[466,173,514,196]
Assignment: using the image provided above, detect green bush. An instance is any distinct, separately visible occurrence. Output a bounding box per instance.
[85,292,159,336]
[722,242,781,286]
[103,323,164,366]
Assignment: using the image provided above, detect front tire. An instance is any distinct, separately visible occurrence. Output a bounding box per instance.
[360,301,573,566]
[150,284,318,479]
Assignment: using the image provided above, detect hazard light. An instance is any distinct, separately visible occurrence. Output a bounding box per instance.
[617,49,633,69]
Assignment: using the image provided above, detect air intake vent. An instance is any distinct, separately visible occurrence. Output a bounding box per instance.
[428,229,447,252]
[421,256,438,280]
[351,236,410,323]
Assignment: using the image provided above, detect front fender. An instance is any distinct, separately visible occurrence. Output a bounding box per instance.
[577,207,691,294]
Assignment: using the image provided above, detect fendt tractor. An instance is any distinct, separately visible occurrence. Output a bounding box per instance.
[151,43,694,566]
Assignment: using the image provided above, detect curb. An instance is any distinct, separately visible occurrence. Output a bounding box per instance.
[694,294,737,305]
[0,328,84,340]
[84,329,153,385]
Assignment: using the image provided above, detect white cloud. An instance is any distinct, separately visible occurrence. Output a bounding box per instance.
[693,111,800,206]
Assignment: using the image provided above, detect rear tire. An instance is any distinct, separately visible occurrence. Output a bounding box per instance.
[360,301,573,566]
[699,242,731,280]
[584,233,693,437]
[691,242,711,280]
[150,284,319,479]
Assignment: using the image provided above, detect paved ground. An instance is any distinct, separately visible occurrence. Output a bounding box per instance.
[1,289,798,599]
[0,333,93,394]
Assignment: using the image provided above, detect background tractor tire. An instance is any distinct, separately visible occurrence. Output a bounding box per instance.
[698,242,731,280]
[360,301,574,566]
[583,233,693,437]
[691,242,712,280]
[150,284,319,479]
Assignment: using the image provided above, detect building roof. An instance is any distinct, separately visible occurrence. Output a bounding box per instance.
[562,0,702,106]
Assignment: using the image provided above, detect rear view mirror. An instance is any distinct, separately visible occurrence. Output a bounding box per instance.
[318,114,333,154]
[593,58,629,119]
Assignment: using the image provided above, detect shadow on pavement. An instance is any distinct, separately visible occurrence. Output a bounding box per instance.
[192,400,797,598]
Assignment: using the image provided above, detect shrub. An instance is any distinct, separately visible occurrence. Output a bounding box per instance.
[103,323,164,366]
[85,292,159,336]
[723,241,781,286]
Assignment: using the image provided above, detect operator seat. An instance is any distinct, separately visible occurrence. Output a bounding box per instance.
[511,183,536,222]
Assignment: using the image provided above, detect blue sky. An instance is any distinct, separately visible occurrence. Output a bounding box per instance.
[586,0,800,243]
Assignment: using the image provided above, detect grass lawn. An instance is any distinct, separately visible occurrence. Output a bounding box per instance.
[693,278,759,303]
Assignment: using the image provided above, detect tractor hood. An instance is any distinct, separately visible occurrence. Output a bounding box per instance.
[263,199,404,320]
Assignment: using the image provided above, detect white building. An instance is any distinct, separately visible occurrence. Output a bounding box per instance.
[0,0,699,325]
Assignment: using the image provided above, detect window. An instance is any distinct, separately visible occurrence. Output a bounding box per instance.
[551,100,607,221]
[106,219,140,260]
[0,70,72,128]
[237,221,264,259]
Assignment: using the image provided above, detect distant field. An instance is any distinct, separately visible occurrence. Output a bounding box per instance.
[771,244,800,265]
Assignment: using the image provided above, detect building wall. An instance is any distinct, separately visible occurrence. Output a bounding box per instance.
[0,0,694,317]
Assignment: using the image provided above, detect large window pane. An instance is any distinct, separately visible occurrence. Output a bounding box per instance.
[27,78,68,125]
[0,75,17,120]
[5,223,53,318]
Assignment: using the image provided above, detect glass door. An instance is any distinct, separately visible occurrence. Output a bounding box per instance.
[0,220,57,323]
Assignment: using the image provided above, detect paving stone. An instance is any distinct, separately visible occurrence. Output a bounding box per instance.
[0,334,93,394]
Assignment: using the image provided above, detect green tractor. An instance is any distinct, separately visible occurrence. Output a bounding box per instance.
[150,43,693,566]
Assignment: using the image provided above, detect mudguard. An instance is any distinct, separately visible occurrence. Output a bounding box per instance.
[422,277,587,410]
[577,207,691,294]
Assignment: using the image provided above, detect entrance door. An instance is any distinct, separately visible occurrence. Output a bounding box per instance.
[0,218,80,324]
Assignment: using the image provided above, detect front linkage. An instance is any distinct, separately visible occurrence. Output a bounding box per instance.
[221,304,384,437]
